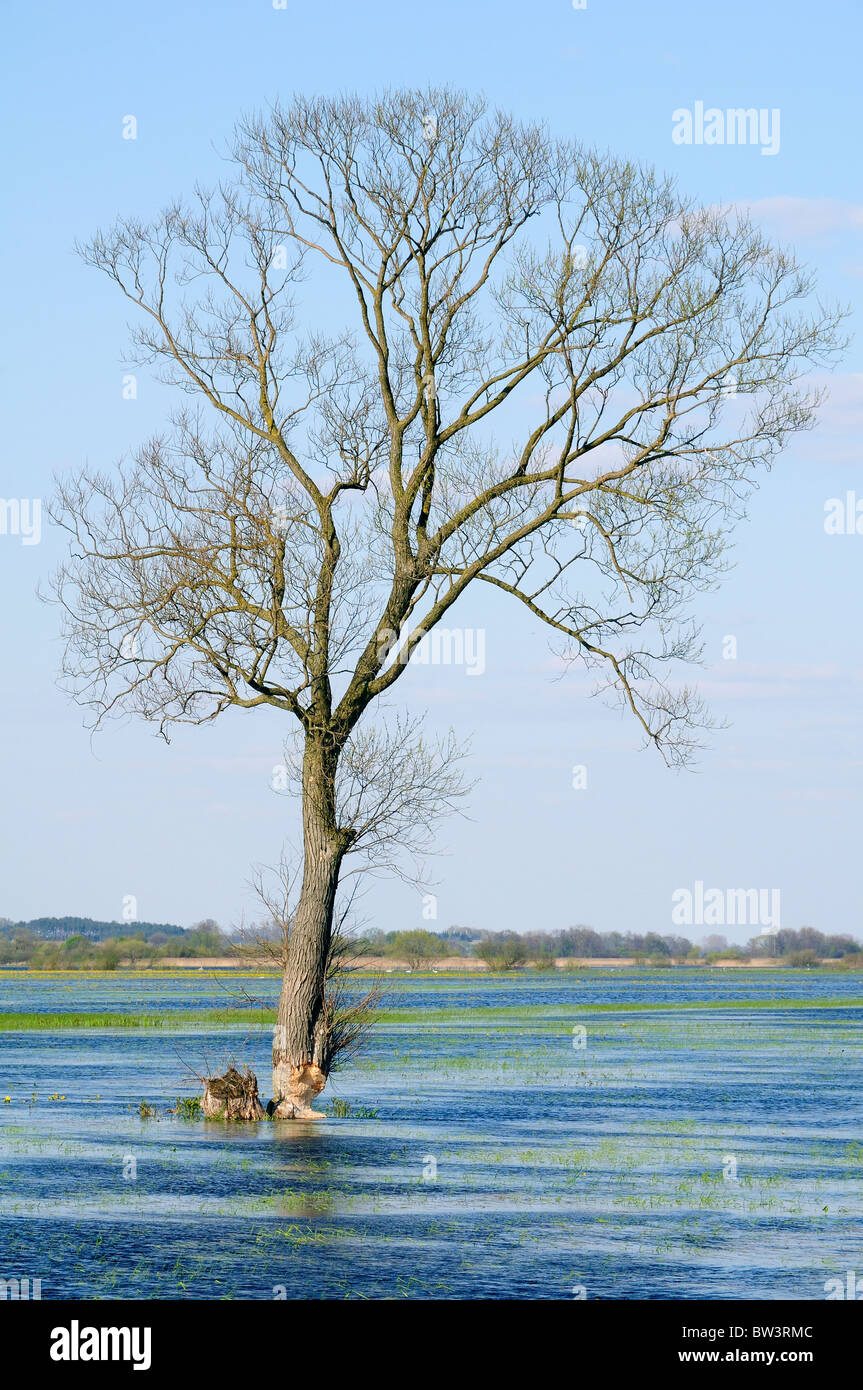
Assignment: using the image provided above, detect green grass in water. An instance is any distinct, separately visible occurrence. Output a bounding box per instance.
[0,995,861,1031]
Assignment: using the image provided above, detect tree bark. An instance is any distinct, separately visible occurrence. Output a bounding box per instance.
[270,738,348,1118]
[203,1066,266,1121]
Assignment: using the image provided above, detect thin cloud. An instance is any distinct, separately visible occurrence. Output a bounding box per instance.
[732,196,863,241]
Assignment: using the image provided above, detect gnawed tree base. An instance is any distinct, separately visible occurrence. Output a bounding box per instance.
[202,1065,266,1121]
[268,1061,327,1119]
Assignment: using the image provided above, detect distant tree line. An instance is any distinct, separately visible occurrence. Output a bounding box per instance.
[744,927,859,959]
[1,917,859,971]
[475,925,861,962]
[0,919,230,969]
[349,924,862,969]
[0,916,186,942]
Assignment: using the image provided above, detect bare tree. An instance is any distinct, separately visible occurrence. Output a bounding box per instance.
[50,88,844,1115]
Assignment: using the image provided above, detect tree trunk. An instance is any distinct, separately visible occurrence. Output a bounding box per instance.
[270,739,347,1119]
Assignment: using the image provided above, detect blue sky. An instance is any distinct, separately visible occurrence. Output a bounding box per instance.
[1,0,861,943]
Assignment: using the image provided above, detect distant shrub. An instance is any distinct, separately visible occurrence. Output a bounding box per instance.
[474,936,528,971]
[824,954,863,972]
[63,934,90,953]
[787,950,818,968]
[386,930,447,969]
[138,1101,155,1118]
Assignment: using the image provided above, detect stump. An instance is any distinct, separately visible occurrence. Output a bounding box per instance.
[202,1065,266,1121]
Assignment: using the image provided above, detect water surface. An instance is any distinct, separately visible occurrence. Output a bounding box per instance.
[1,969,860,1300]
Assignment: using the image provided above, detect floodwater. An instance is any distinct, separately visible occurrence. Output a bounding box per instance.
[1,968,861,1300]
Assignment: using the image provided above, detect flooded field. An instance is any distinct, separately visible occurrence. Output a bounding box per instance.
[1,969,861,1300]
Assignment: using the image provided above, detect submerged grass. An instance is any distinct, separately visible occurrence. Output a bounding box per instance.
[1,994,862,1032]
[374,996,863,1025]
[0,1009,270,1031]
